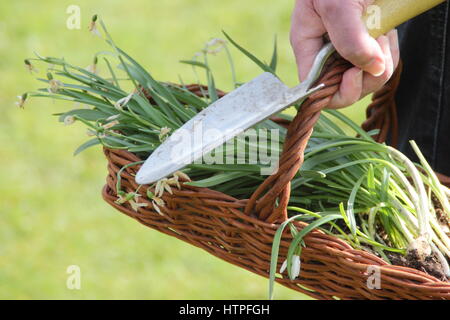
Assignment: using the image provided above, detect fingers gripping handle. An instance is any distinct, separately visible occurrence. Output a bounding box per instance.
[247,0,446,223]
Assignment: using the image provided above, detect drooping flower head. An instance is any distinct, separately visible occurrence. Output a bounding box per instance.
[15,93,28,109]
[88,14,101,37]
[24,59,38,74]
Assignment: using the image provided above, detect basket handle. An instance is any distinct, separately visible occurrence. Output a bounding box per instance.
[245,0,446,223]
[244,56,352,222]
[362,60,403,147]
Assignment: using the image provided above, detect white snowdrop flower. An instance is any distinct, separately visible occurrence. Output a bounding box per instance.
[163,181,173,194]
[115,192,147,212]
[155,178,173,197]
[106,114,120,121]
[154,179,164,197]
[24,59,38,74]
[154,172,186,197]
[130,198,148,212]
[48,79,64,93]
[114,92,134,110]
[116,192,136,205]
[90,25,101,37]
[63,115,76,126]
[115,193,129,204]
[130,201,147,212]
[206,38,225,47]
[85,63,98,75]
[102,120,119,130]
[159,127,171,142]
[290,255,301,280]
[15,94,27,109]
[152,196,166,216]
[167,175,181,190]
[145,188,166,215]
[88,14,102,37]
[279,259,288,274]
[86,56,99,75]
[204,38,226,55]
[174,171,191,182]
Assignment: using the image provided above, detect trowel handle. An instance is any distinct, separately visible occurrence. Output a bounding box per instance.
[363,0,446,38]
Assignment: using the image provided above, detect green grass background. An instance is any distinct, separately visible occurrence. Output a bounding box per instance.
[0,0,368,299]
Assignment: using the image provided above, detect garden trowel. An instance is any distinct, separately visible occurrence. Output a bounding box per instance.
[136,0,445,185]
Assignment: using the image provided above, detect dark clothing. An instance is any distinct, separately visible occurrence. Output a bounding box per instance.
[396,1,450,176]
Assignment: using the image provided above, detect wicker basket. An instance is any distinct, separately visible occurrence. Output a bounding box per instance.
[101,56,450,300]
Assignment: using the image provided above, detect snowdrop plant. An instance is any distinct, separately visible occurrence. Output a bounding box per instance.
[21,15,450,300]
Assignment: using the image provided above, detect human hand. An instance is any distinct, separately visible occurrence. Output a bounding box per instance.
[290,0,400,108]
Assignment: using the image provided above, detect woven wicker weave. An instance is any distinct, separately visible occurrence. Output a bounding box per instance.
[101,55,450,300]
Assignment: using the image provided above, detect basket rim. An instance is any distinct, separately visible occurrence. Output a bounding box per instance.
[102,147,450,300]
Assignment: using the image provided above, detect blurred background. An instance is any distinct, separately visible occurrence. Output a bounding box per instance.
[0,0,367,299]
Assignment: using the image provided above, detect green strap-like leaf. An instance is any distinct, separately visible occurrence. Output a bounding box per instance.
[73,138,101,156]
[222,31,274,74]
